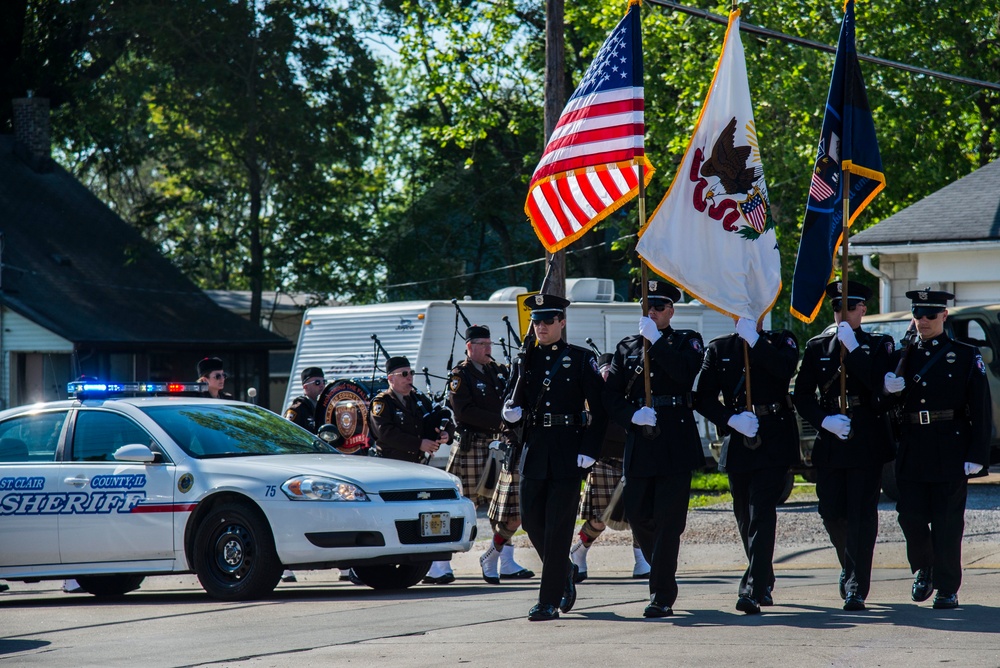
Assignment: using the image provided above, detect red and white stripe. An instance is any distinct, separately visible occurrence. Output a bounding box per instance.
[526,87,648,251]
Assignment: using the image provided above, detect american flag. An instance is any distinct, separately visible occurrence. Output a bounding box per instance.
[808,171,835,202]
[525,0,652,252]
[740,190,767,233]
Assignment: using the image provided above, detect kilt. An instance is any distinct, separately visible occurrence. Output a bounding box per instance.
[580,457,624,520]
[446,431,495,506]
[488,467,521,523]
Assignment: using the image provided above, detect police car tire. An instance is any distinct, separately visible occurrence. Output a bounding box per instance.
[74,574,145,597]
[193,501,283,601]
[350,561,432,590]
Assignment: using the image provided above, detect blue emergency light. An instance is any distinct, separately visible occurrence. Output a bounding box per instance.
[67,381,207,400]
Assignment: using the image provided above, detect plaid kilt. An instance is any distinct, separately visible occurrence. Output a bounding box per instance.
[446,431,495,506]
[580,457,624,520]
[488,467,521,523]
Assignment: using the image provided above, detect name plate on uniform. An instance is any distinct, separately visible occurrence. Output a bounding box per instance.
[420,512,450,537]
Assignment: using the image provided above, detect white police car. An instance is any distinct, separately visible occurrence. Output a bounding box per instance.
[0,381,475,600]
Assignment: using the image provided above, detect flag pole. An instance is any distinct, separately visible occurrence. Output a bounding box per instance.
[839,170,850,415]
[638,161,652,410]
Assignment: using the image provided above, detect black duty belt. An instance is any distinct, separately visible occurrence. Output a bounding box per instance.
[908,409,955,425]
[645,394,691,408]
[536,412,590,427]
[822,395,863,409]
[752,400,792,417]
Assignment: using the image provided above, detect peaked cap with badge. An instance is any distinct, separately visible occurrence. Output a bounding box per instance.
[825,280,872,303]
[641,279,682,304]
[527,293,571,320]
[905,287,954,311]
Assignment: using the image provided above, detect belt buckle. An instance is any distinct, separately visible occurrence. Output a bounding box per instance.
[543,413,552,427]
[918,410,930,425]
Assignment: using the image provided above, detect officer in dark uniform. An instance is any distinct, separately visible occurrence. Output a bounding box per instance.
[197,357,233,399]
[794,281,894,611]
[602,280,704,618]
[369,356,452,464]
[501,293,606,621]
[448,324,534,582]
[883,288,991,609]
[695,317,799,614]
[284,367,326,433]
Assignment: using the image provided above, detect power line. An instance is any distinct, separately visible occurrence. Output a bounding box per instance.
[647,0,1000,92]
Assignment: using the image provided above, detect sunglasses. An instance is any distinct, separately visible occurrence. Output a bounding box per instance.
[209,373,227,380]
[392,370,416,378]
[912,308,941,321]
[532,317,559,326]
[831,300,862,313]
[305,379,325,387]
[649,301,674,312]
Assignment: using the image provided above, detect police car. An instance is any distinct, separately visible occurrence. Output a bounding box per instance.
[0,381,475,600]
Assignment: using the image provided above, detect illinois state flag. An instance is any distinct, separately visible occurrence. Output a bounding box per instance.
[525,0,654,253]
[636,10,779,322]
[790,0,885,323]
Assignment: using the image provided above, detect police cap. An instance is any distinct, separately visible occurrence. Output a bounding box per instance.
[905,287,953,317]
[386,356,410,374]
[197,357,224,378]
[527,293,570,321]
[300,367,325,384]
[642,279,682,304]
[825,280,872,303]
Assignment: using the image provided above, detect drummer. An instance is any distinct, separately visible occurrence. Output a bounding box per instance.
[284,367,326,434]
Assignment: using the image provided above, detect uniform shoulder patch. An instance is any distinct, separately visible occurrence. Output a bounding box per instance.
[284,408,297,420]
[884,339,894,355]
[449,376,461,393]
[371,400,385,416]
[589,356,600,374]
[977,354,987,376]
[690,337,702,352]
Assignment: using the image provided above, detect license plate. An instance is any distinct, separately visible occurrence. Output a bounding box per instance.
[420,512,450,537]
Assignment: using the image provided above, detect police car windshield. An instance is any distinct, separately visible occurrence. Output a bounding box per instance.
[139,404,334,458]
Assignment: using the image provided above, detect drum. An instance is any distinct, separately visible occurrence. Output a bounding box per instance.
[314,377,388,455]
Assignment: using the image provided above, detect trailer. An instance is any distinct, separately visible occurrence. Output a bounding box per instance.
[285,287,768,467]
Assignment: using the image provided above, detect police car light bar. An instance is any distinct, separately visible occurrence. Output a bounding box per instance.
[68,381,207,399]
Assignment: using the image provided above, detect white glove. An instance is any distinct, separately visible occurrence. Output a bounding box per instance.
[821,414,852,440]
[727,411,759,438]
[638,316,662,344]
[631,406,657,427]
[883,372,905,394]
[577,454,596,469]
[964,462,984,476]
[735,318,759,347]
[837,322,859,352]
[502,402,522,423]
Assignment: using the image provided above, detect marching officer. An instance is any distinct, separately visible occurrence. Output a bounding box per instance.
[370,355,456,584]
[696,317,799,615]
[448,324,534,581]
[602,281,704,618]
[501,293,607,621]
[794,281,895,611]
[284,367,326,433]
[883,288,991,609]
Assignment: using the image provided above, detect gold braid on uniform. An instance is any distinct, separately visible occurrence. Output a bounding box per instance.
[579,520,604,546]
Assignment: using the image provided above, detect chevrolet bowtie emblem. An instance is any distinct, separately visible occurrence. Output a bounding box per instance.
[417,491,431,500]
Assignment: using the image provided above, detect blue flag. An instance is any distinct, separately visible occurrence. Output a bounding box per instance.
[790,0,885,323]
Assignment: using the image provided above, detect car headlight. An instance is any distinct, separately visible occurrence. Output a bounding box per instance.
[281,475,369,501]
[448,472,463,498]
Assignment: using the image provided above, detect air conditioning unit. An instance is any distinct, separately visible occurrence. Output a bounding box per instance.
[566,278,615,303]
[489,286,528,301]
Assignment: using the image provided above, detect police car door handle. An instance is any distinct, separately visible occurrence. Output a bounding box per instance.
[64,476,89,487]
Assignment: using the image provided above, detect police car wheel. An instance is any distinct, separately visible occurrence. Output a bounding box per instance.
[350,561,432,590]
[74,574,145,597]
[193,502,282,601]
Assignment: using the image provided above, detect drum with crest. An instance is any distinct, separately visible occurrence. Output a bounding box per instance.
[314,378,388,455]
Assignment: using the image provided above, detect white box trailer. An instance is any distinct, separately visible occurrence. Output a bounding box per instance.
[285,297,769,466]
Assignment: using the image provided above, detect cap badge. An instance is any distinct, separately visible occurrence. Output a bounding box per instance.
[836,282,843,294]
[649,280,658,291]
[534,295,544,306]
[918,291,927,300]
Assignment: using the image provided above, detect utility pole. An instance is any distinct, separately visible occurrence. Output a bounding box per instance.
[544,0,567,298]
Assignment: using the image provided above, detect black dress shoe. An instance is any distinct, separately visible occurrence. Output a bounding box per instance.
[932,593,959,609]
[560,563,579,613]
[838,569,847,601]
[911,569,934,602]
[422,572,456,585]
[643,602,673,618]
[528,603,560,621]
[736,595,761,615]
[843,594,866,611]
[760,588,774,607]
[500,568,536,580]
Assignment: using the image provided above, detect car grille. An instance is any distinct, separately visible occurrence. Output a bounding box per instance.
[395,518,465,544]
[380,489,458,502]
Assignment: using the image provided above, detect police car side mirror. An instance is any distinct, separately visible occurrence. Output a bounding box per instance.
[114,443,158,463]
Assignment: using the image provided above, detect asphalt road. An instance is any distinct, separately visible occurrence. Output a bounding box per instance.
[5,482,1000,667]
